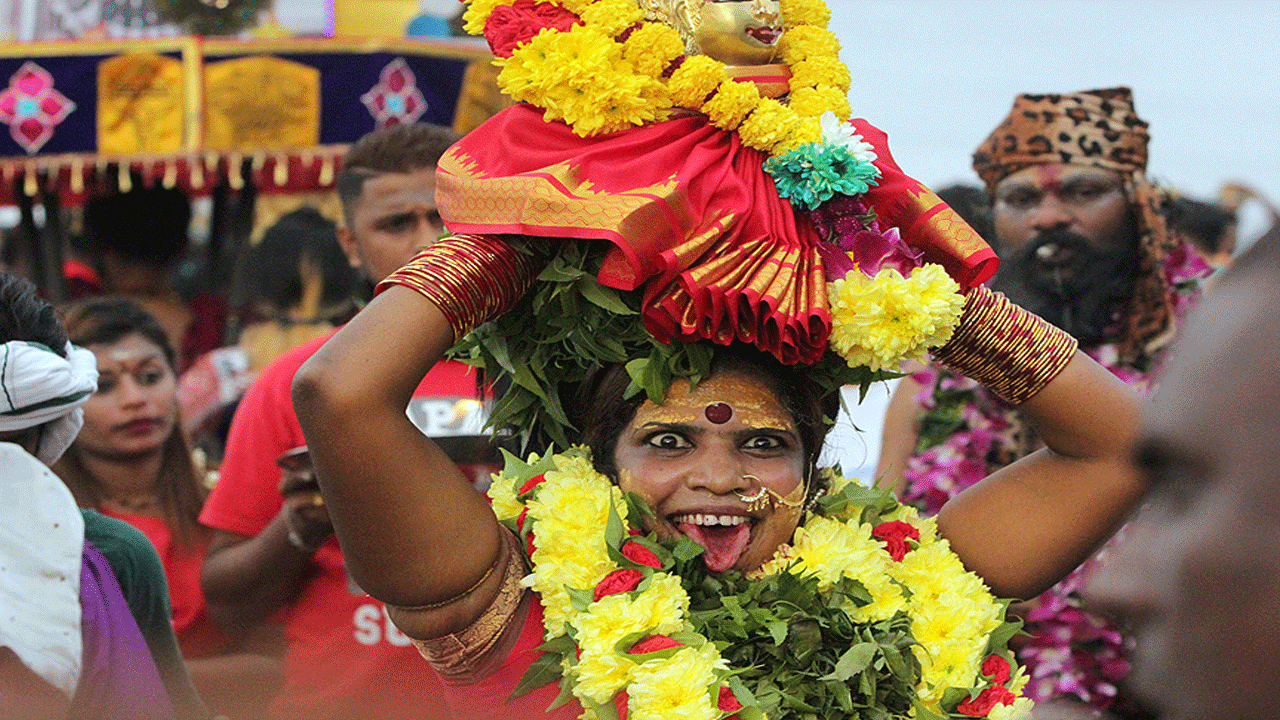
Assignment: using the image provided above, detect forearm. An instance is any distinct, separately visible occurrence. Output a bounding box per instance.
[923,285,1146,598]
[938,352,1144,599]
[293,286,504,607]
[201,521,320,633]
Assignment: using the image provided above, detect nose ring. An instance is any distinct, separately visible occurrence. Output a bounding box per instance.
[736,476,770,512]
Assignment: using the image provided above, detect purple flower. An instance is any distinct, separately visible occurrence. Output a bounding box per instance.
[815,200,924,281]
[1164,238,1213,286]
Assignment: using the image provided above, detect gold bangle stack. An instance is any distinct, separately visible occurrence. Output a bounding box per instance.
[376,234,546,342]
[932,285,1079,405]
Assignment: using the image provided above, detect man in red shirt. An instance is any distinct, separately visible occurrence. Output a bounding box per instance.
[200,123,479,720]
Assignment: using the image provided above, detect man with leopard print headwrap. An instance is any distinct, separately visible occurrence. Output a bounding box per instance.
[876,87,1208,718]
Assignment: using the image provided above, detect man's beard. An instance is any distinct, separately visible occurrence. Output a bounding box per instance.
[991,229,1141,347]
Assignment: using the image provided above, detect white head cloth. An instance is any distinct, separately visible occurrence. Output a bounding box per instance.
[0,442,86,697]
[0,340,98,464]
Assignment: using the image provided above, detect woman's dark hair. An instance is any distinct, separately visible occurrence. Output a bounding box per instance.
[0,271,67,353]
[53,297,208,544]
[571,344,838,487]
[249,207,359,318]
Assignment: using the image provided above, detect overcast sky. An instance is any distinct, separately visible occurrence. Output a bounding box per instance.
[829,0,1280,207]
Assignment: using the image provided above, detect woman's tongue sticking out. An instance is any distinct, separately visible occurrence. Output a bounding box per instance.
[675,515,754,572]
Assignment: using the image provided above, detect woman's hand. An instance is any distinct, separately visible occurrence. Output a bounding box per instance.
[292,234,546,639]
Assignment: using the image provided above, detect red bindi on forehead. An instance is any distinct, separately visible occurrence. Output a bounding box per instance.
[1033,164,1064,192]
[705,402,733,424]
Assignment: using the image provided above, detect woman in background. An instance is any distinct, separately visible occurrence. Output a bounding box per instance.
[54,297,281,720]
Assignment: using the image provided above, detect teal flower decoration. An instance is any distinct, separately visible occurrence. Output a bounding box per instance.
[764,143,882,211]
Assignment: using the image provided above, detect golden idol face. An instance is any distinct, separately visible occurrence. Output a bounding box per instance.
[692,0,783,66]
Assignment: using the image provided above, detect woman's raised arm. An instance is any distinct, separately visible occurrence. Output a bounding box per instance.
[292,235,542,637]
[938,351,1143,600]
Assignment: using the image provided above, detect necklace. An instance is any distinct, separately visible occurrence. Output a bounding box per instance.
[104,493,159,513]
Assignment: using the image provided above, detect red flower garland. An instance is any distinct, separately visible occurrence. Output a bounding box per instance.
[484,0,582,58]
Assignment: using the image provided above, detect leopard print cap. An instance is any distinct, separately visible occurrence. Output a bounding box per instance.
[972,87,1149,187]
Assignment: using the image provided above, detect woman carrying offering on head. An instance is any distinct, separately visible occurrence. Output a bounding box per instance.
[292,1,1145,719]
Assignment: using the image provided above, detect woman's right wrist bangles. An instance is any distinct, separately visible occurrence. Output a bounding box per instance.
[932,285,1079,405]
[376,234,547,342]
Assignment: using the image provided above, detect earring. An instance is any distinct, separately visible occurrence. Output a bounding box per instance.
[800,465,825,518]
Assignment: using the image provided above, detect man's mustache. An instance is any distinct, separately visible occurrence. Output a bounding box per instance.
[1007,229,1104,293]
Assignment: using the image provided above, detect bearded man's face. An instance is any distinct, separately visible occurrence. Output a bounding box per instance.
[990,164,1141,346]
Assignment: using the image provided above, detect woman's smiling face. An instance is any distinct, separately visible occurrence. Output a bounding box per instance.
[613,369,805,572]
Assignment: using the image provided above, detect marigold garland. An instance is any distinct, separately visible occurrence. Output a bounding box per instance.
[490,448,1033,720]
[463,0,849,156]
[827,264,966,373]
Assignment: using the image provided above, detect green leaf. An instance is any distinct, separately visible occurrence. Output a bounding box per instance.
[605,496,626,549]
[727,675,766,720]
[623,491,656,523]
[566,587,595,612]
[911,698,948,720]
[580,695,620,720]
[508,650,564,699]
[881,643,913,684]
[984,607,1024,655]
[766,619,789,646]
[779,689,820,712]
[535,633,579,655]
[822,642,877,682]
[787,618,823,666]
[577,275,636,315]
[671,535,705,562]
[539,260,585,283]
[547,675,577,710]
[940,687,973,712]
[830,678,854,713]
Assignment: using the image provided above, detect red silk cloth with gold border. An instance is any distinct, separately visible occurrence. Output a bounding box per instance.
[436,103,996,365]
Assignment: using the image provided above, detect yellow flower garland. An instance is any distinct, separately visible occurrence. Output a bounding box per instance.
[827,263,967,373]
[490,449,1033,719]
[463,0,848,155]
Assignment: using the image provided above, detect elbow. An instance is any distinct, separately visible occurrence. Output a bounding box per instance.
[291,352,362,434]
[291,354,331,424]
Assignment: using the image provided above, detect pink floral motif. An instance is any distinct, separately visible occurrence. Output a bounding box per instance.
[0,62,76,154]
[361,58,428,129]
[1163,237,1213,319]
